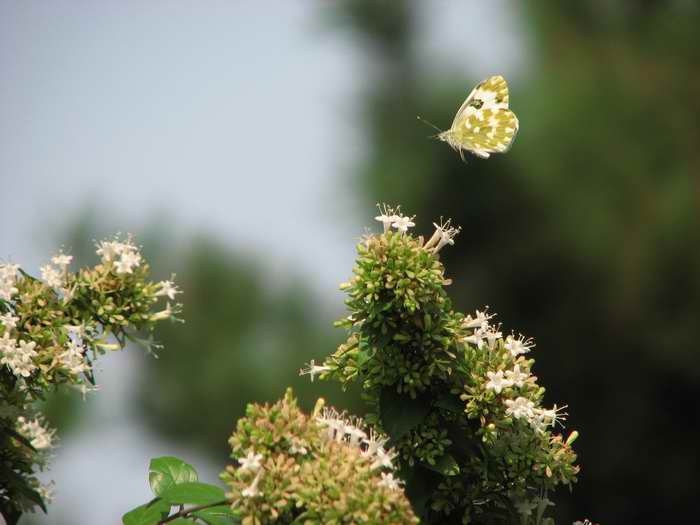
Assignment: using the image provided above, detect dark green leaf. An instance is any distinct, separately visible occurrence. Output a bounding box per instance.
[194,505,239,525]
[149,456,199,496]
[422,453,460,476]
[433,395,464,413]
[160,482,226,505]
[379,387,431,440]
[122,498,171,525]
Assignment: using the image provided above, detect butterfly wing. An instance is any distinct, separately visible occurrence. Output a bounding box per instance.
[449,75,518,159]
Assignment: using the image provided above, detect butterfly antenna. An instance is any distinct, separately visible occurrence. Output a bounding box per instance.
[416,116,442,138]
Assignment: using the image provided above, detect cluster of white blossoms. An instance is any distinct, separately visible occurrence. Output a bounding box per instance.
[0,262,20,301]
[374,204,461,254]
[96,236,143,275]
[0,334,37,378]
[39,252,73,291]
[16,415,56,452]
[315,407,402,490]
[374,203,416,235]
[463,309,567,433]
[237,450,264,498]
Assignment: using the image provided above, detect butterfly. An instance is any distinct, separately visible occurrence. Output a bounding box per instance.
[436,75,519,161]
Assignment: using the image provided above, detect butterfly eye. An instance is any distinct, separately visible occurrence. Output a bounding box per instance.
[469,99,484,109]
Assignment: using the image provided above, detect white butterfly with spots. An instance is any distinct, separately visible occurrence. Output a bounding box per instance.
[438,75,519,160]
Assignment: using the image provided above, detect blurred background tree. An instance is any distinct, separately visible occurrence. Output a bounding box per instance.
[330,0,700,522]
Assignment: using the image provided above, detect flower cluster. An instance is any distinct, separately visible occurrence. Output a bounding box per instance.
[0,235,180,517]
[304,206,579,523]
[221,389,417,524]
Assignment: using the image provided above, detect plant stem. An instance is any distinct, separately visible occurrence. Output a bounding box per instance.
[158,499,232,524]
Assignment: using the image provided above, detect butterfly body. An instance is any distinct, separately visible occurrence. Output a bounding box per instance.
[438,75,519,160]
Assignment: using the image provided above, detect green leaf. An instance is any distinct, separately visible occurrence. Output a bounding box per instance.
[167,519,195,525]
[159,482,226,505]
[194,505,240,525]
[433,395,464,413]
[379,387,431,441]
[149,456,199,496]
[122,498,171,525]
[422,453,460,476]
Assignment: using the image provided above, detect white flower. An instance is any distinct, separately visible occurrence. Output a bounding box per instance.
[377,472,402,490]
[0,281,18,301]
[150,303,174,321]
[288,439,308,455]
[115,250,142,274]
[531,404,568,432]
[424,218,460,253]
[17,416,55,451]
[504,364,529,388]
[316,408,347,443]
[299,359,331,382]
[37,481,56,504]
[485,370,512,394]
[0,335,38,378]
[483,327,503,351]
[0,263,20,283]
[51,253,73,268]
[464,327,485,348]
[504,335,533,357]
[96,240,120,262]
[345,424,367,447]
[370,446,396,470]
[362,429,390,458]
[40,264,63,288]
[463,308,492,329]
[156,280,180,300]
[0,312,19,330]
[504,396,535,420]
[375,203,400,234]
[391,215,416,234]
[60,339,88,376]
[238,450,263,472]
[241,470,262,498]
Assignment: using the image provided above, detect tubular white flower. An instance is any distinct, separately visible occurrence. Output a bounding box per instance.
[16,416,56,451]
[463,308,493,330]
[156,279,180,300]
[504,396,535,420]
[504,334,533,358]
[241,469,263,498]
[51,253,73,269]
[485,370,512,394]
[238,450,263,472]
[115,250,142,274]
[299,359,331,382]
[40,265,63,288]
[377,472,403,490]
[0,312,19,330]
[60,339,88,376]
[504,364,529,388]
[0,335,38,378]
[370,446,397,470]
[375,203,400,234]
[391,214,416,234]
[425,218,461,254]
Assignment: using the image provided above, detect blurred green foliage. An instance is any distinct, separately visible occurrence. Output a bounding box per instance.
[137,236,363,462]
[335,0,700,523]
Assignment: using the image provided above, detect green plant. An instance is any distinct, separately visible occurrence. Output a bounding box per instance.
[305,205,579,524]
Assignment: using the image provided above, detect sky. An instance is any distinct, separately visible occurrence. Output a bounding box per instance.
[0,1,526,522]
